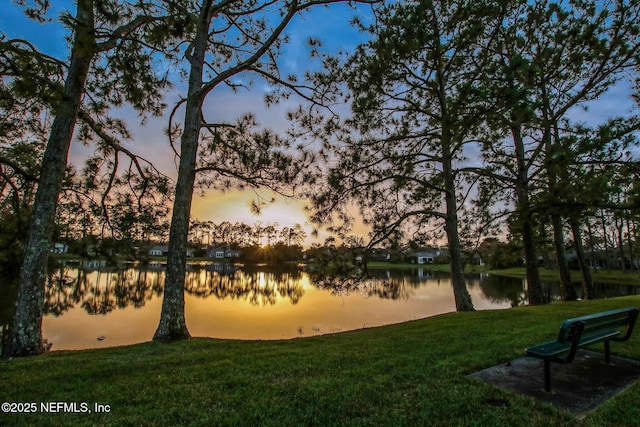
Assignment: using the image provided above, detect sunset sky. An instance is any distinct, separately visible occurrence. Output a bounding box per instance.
[2,2,638,247]
[2,1,375,246]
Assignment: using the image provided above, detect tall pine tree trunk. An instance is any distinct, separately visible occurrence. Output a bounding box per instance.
[3,0,95,358]
[551,214,577,300]
[628,218,637,271]
[544,119,577,301]
[601,210,613,270]
[521,214,545,303]
[512,125,546,304]
[446,215,474,311]
[570,216,594,299]
[443,155,474,312]
[616,215,626,271]
[153,3,211,342]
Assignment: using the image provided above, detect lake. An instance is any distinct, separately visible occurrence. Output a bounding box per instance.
[1,260,638,351]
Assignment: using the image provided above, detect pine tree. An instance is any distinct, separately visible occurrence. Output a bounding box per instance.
[2,0,170,357]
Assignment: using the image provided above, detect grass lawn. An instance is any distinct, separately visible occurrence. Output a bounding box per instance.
[3,296,640,426]
[487,267,640,286]
[365,261,640,287]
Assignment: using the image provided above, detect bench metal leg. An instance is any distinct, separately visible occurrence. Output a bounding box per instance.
[605,340,610,364]
[544,360,551,392]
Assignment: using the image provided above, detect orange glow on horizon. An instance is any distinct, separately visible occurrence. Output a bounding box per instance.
[189,189,371,247]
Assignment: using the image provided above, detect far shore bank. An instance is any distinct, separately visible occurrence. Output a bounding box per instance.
[45,255,640,287]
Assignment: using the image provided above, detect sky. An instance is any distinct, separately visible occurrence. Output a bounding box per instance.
[2,1,638,248]
[1,1,376,246]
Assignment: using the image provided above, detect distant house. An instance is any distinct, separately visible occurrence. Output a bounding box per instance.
[410,250,441,264]
[149,245,194,257]
[51,242,69,254]
[207,246,241,259]
[565,250,611,270]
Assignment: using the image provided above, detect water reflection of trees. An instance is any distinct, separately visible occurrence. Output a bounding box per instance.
[39,262,531,317]
[310,268,533,306]
[184,265,305,305]
[43,263,165,316]
[38,262,308,316]
[309,268,424,300]
[470,274,527,307]
[11,262,640,320]
[45,267,80,315]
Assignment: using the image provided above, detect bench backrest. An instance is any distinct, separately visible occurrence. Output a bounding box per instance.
[557,307,639,343]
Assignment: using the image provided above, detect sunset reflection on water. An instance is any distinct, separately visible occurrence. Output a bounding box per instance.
[36,262,521,350]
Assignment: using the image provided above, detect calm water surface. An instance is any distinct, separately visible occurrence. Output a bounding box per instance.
[2,261,638,350]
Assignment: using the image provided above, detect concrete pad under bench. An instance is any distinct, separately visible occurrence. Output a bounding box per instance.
[470,350,640,415]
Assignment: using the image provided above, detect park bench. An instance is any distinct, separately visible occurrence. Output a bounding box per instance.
[525,306,639,392]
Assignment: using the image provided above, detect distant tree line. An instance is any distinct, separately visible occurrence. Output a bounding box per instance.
[188,219,308,263]
[186,219,307,248]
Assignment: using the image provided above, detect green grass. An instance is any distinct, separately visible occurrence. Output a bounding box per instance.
[366,262,640,286]
[488,267,640,286]
[3,296,640,426]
